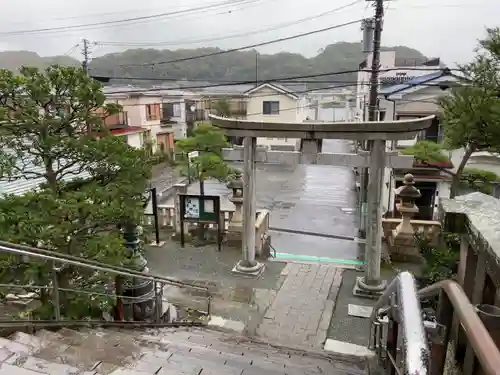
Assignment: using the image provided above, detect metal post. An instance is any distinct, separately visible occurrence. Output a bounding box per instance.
[255,52,259,87]
[151,187,160,245]
[52,262,61,321]
[359,97,368,238]
[154,281,161,323]
[186,153,192,184]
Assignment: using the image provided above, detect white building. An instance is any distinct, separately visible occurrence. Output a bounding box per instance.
[245,83,312,151]
[376,69,469,219]
[355,51,443,121]
[307,87,356,122]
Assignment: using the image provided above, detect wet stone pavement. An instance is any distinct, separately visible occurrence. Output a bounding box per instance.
[257,263,343,349]
[145,239,346,350]
[159,139,362,262]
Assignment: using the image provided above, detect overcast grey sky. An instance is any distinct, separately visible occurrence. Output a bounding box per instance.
[0,0,497,66]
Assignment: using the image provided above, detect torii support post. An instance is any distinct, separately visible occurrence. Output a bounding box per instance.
[354,139,387,298]
[231,137,265,277]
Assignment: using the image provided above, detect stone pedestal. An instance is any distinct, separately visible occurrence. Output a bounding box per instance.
[389,204,422,262]
[231,259,266,278]
[226,170,244,247]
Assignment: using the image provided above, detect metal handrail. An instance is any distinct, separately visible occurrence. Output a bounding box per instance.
[0,240,212,322]
[0,240,208,293]
[419,280,500,375]
[369,271,430,375]
[0,283,162,303]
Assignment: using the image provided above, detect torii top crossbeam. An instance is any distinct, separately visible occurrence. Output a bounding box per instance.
[208,114,435,141]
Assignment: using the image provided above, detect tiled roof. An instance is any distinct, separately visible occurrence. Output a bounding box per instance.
[0,159,91,196]
[379,70,449,96]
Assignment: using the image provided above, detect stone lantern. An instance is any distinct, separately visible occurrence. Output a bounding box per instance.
[226,169,244,235]
[390,173,422,261]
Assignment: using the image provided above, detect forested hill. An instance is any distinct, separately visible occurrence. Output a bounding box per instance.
[0,42,427,85]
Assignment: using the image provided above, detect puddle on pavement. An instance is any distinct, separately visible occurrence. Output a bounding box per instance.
[162,280,277,328]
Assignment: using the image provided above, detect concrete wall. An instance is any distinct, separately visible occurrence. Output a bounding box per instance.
[222,146,300,165]
[257,137,301,151]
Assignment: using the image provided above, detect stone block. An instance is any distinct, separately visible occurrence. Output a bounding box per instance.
[347,304,374,319]
[324,339,375,358]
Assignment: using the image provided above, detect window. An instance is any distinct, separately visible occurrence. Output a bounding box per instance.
[163,103,174,118]
[263,101,279,115]
[146,103,160,121]
[173,103,181,117]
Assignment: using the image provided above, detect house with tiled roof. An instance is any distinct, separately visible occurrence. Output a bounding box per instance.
[377,68,467,220]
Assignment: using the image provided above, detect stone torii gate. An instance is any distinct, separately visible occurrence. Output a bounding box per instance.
[209,114,434,297]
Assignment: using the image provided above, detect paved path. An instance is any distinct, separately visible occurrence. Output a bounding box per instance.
[257,263,343,349]
[157,140,362,261]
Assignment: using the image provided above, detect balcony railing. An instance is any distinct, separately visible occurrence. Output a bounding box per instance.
[105,111,128,129]
[186,109,206,122]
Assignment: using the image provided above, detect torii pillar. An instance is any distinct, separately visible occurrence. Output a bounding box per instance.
[231,137,265,277]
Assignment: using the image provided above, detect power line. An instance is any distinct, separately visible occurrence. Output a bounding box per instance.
[115,19,364,68]
[0,0,256,36]
[6,1,223,25]
[100,78,464,108]
[103,82,361,109]
[63,44,80,56]
[95,0,364,48]
[100,69,367,94]
[93,67,457,86]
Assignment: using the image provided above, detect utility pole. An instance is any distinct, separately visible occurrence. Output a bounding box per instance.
[355,0,387,297]
[255,51,259,87]
[82,39,90,74]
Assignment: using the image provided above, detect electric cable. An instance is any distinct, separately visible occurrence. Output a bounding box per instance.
[99,78,464,109]
[95,0,364,48]
[0,0,258,36]
[116,19,364,67]
[91,67,459,83]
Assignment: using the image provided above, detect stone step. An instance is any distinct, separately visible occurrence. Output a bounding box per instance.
[89,328,306,375]
[0,327,368,375]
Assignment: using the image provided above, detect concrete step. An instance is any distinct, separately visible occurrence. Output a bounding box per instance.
[0,327,369,375]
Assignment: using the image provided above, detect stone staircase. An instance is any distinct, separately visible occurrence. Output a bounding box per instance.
[0,326,369,374]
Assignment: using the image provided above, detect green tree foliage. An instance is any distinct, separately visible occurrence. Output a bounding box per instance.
[212,98,231,117]
[0,65,151,319]
[175,124,235,182]
[405,28,500,198]
[416,232,460,285]
[0,44,426,88]
[401,140,449,163]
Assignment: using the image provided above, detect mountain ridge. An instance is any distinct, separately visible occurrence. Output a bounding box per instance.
[0,42,428,86]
